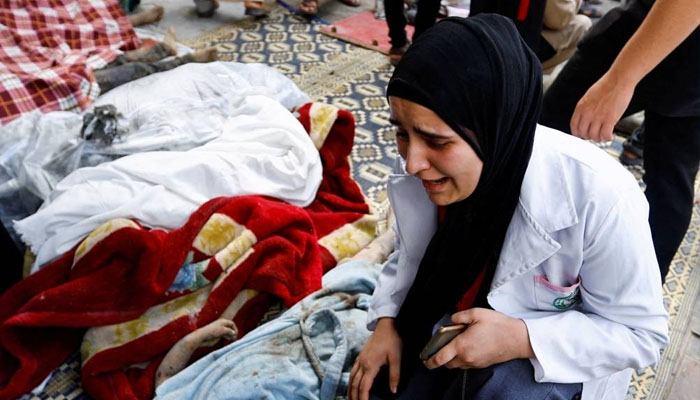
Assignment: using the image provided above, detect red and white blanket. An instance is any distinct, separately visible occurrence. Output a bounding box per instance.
[0,103,375,400]
[0,0,139,124]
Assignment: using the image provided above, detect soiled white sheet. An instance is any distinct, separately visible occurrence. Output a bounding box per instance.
[15,62,321,272]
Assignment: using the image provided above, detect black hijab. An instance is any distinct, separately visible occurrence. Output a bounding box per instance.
[388,14,543,362]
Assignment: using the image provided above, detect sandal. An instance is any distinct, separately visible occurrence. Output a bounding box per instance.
[620,126,645,166]
[298,0,318,14]
[339,0,361,7]
[388,42,410,66]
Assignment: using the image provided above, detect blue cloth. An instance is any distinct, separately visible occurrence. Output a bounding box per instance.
[155,260,380,400]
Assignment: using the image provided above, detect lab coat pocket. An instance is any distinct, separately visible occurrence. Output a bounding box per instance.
[533,275,582,311]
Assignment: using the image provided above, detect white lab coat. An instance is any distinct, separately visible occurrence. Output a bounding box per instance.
[367,125,669,400]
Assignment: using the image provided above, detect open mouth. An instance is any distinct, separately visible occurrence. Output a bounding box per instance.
[426,177,447,184]
[422,177,448,192]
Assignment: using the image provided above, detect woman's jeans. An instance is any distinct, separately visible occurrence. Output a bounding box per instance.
[370,358,582,399]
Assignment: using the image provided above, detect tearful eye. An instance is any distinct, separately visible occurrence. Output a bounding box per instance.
[428,141,449,149]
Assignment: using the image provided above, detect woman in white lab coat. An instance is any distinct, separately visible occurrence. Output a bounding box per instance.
[348,14,668,400]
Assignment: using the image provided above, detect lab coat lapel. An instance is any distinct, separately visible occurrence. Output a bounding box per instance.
[490,128,578,290]
[490,205,561,290]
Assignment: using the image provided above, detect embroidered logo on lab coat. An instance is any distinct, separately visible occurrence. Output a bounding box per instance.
[553,287,581,310]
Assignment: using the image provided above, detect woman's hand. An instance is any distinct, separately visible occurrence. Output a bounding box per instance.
[424,308,534,370]
[349,318,402,400]
[570,70,636,142]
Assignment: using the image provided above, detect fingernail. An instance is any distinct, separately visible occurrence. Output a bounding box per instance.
[391,386,397,394]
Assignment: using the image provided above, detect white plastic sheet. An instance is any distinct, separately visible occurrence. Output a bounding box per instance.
[7,62,318,272]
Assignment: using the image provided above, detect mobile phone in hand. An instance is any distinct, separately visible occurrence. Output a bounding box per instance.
[419,324,467,361]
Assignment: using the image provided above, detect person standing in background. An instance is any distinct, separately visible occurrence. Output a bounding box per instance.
[540,0,700,281]
[383,0,442,65]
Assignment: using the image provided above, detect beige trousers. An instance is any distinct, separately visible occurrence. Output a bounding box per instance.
[541,14,592,72]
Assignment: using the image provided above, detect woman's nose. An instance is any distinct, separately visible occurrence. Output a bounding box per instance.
[405,143,430,176]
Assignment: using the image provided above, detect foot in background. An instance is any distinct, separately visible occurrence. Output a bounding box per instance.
[163,26,178,56]
[128,4,165,26]
[244,0,270,17]
[190,47,219,62]
[121,26,178,63]
[298,0,360,15]
[298,0,318,14]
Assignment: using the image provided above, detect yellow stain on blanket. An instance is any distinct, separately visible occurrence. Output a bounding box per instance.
[192,212,257,275]
[214,230,257,271]
[81,285,212,365]
[194,213,253,257]
[309,103,338,150]
[73,219,140,268]
[319,214,377,261]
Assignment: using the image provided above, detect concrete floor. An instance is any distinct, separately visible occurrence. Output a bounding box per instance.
[134,0,700,398]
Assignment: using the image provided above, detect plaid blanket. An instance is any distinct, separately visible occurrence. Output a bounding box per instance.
[0,103,375,400]
[0,0,140,125]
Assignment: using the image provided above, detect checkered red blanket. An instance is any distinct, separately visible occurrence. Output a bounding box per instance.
[0,0,140,125]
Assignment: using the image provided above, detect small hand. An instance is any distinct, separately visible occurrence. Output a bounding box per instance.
[348,318,402,400]
[570,71,636,142]
[424,308,533,370]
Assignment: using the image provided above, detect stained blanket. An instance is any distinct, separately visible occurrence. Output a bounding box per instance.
[0,103,376,400]
[0,0,139,124]
[154,260,380,400]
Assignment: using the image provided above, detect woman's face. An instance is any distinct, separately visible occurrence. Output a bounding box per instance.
[389,97,484,206]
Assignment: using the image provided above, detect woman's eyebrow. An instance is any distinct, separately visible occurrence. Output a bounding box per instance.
[414,126,451,140]
[388,118,452,140]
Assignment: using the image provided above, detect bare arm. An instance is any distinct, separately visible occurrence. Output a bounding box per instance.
[571,0,700,141]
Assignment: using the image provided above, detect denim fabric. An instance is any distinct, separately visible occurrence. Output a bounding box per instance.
[462,359,582,400]
[155,260,380,400]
